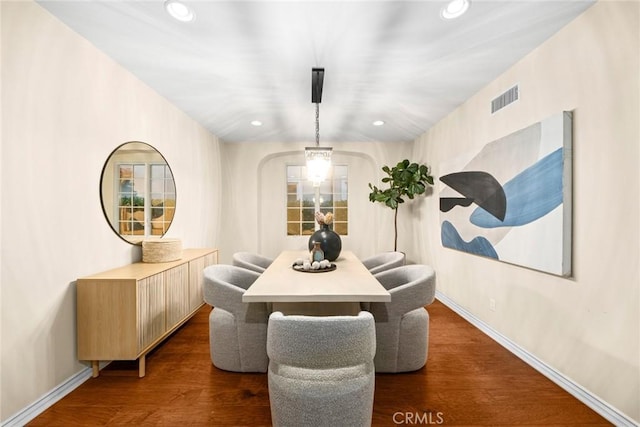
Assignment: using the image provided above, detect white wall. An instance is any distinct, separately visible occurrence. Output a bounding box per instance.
[412,1,639,422]
[219,141,413,264]
[0,1,222,421]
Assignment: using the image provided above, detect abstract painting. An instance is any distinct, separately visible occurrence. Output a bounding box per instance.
[439,111,572,276]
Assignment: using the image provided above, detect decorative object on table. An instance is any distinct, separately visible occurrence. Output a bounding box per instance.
[368,159,434,251]
[438,111,572,276]
[310,241,324,263]
[307,211,342,261]
[292,257,336,273]
[141,238,182,263]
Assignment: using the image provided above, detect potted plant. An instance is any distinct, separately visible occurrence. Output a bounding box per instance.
[368,159,434,251]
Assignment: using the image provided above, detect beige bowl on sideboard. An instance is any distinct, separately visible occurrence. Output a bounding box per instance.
[142,238,182,263]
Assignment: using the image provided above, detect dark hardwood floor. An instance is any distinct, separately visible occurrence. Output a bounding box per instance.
[28,301,610,426]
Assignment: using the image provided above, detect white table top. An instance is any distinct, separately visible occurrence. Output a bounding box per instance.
[242,250,391,303]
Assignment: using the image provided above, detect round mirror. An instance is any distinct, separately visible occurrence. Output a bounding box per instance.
[100,141,176,244]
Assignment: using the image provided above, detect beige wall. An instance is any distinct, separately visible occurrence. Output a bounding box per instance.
[412,1,639,422]
[0,1,222,421]
[2,0,638,424]
[219,141,413,264]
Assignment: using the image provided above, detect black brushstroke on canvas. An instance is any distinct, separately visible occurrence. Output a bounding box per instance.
[439,171,507,222]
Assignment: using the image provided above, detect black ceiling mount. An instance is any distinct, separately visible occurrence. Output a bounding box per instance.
[311,67,324,103]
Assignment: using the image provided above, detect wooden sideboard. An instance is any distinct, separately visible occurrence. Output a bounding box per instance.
[77,248,218,377]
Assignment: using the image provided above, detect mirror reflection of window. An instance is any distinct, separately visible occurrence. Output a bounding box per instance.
[149,164,175,236]
[118,164,146,236]
[100,142,176,244]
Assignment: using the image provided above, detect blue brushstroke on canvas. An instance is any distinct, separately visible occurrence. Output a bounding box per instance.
[471,148,563,228]
[441,221,499,259]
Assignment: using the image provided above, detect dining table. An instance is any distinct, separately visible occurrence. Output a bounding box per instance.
[242,250,391,315]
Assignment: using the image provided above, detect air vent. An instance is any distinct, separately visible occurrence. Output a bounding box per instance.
[491,85,519,114]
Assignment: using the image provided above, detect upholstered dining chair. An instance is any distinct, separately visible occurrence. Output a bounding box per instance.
[232,251,274,274]
[361,251,406,275]
[267,311,376,427]
[202,265,269,372]
[368,264,436,373]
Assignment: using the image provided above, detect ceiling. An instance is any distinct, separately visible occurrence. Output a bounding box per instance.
[37,0,595,144]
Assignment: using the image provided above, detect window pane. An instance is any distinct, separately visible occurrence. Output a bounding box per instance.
[133,164,145,178]
[287,166,303,181]
[287,223,300,236]
[302,194,315,207]
[319,194,333,207]
[301,180,315,195]
[133,178,145,197]
[318,180,332,193]
[287,208,301,222]
[165,178,176,194]
[334,208,348,222]
[302,222,315,235]
[151,164,165,179]
[150,179,164,194]
[334,222,348,235]
[287,194,301,207]
[286,164,348,236]
[301,208,315,222]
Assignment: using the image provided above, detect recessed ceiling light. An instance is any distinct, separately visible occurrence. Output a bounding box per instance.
[372,120,385,126]
[441,0,470,20]
[251,120,263,127]
[164,0,195,22]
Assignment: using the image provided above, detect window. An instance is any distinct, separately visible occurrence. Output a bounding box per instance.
[118,163,175,237]
[286,165,348,236]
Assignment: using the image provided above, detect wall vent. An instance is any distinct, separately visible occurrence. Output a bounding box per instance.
[491,85,519,114]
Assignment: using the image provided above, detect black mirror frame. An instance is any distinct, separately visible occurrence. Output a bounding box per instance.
[99,141,176,245]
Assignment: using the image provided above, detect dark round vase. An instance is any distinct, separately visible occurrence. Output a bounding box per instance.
[308,224,342,262]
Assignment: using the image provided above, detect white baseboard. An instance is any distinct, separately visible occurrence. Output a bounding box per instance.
[1,364,99,427]
[435,291,638,427]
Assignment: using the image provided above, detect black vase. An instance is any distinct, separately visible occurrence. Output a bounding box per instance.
[308,224,342,262]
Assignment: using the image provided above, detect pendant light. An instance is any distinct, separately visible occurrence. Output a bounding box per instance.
[305,67,332,186]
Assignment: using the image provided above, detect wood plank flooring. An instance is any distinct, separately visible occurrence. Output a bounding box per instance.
[28,300,610,426]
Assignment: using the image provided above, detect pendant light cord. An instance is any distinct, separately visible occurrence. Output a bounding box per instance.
[315,103,320,147]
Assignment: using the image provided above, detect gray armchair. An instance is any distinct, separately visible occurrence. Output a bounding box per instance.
[203,265,269,372]
[361,251,406,275]
[232,251,274,273]
[267,311,376,427]
[369,264,436,373]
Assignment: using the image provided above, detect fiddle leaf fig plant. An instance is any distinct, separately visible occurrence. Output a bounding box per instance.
[368,159,434,251]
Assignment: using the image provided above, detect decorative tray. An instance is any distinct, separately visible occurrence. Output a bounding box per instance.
[292,262,337,273]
